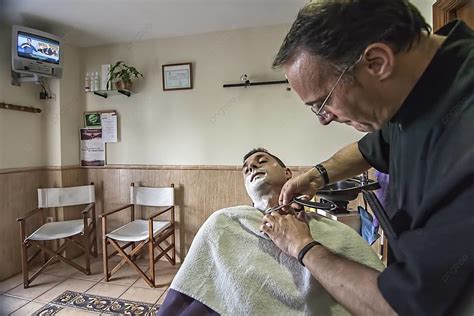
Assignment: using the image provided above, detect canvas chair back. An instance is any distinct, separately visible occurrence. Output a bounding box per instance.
[130,186,174,207]
[38,184,95,208]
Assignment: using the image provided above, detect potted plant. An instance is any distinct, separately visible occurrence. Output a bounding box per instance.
[108,61,144,90]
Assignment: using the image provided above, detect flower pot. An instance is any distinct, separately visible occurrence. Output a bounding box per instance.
[115,81,133,91]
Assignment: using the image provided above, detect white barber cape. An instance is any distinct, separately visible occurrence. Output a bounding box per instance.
[171,206,385,316]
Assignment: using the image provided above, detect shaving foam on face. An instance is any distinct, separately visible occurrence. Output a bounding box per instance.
[246,168,280,211]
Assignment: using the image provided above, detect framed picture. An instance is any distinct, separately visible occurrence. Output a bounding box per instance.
[162,63,193,91]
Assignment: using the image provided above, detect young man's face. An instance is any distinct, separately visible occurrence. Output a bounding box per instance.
[242,152,291,197]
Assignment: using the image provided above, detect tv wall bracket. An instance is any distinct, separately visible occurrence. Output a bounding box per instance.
[11,70,41,86]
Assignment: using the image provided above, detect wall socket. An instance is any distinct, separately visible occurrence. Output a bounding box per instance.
[46,216,54,223]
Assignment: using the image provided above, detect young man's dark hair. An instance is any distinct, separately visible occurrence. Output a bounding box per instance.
[243,148,286,168]
[273,0,432,71]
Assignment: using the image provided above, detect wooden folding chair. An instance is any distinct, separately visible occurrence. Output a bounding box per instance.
[17,184,97,288]
[101,183,176,288]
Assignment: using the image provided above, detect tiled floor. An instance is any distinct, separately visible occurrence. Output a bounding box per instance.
[0,255,179,315]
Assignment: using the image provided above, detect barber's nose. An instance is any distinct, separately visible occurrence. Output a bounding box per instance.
[318,111,335,125]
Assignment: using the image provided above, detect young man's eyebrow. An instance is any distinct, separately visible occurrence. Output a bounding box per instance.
[242,154,267,169]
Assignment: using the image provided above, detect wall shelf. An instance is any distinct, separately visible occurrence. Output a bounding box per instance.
[91,89,133,99]
[223,79,289,88]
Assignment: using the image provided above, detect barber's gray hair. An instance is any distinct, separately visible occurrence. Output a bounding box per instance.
[273,0,431,72]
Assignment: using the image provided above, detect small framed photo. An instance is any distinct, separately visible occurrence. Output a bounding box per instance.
[84,112,102,128]
[162,63,193,91]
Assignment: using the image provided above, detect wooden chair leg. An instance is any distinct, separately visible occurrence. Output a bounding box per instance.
[149,240,155,286]
[21,242,29,288]
[110,241,146,276]
[19,221,29,288]
[102,215,109,281]
[83,217,91,274]
[149,220,156,286]
[171,229,176,265]
[109,239,154,287]
[103,237,109,281]
[130,242,136,260]
[34,241,88,274]
[42,241,47,263]
[93,236,98,257]
[92,206,98,257]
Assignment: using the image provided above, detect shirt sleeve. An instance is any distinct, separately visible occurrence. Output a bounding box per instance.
[357,124,390,173]
[378,159,474,315]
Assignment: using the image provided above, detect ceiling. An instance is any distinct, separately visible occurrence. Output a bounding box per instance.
[1,0,434,48]
[1,0,308,47]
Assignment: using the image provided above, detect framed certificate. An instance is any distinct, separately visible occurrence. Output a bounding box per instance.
[162,63,193,91]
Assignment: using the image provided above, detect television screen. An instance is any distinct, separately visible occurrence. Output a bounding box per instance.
[17,31,60,64]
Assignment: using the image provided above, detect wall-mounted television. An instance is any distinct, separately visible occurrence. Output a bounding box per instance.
[12,25,63,79]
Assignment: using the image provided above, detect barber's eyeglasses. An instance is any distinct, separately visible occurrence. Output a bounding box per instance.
[311,56,362,117]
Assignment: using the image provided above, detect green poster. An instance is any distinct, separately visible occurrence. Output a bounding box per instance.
[85,112,101,128]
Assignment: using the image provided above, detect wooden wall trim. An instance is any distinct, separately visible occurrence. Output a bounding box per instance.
[0,165,81,174]
[100,164,313,172]
[0,164,314,174]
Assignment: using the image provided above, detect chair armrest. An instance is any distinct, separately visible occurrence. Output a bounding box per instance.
[99,204,133,218]
[149,206,174,220]
[17,208,43,222]
[81,203,95,215]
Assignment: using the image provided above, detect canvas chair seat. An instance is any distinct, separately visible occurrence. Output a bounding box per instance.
[106,220,171,242]
[27,218,92,241]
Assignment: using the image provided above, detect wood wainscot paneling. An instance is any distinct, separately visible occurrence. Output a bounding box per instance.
[0,169,44,280]
[87,166,253,263]
[1,164,380,281]
[0,166,88,281]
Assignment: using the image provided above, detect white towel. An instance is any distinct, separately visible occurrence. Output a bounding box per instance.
[171,206,385,316]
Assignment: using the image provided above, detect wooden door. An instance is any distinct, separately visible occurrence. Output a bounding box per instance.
[433,0,474,31]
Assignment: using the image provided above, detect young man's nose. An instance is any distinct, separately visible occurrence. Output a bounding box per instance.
[248,161,258,171]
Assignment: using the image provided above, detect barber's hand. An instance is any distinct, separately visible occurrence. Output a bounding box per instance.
[261,211,314,258]
[279,168,324,209]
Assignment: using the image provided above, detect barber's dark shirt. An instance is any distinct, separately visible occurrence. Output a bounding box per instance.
[358,20,474,315]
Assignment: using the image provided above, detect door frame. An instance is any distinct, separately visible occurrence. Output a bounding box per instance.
[433,0,469,31]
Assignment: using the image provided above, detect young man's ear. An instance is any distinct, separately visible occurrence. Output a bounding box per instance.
[285,168,293,180]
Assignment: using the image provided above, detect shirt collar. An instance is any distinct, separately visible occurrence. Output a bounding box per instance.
[389,20,472,125]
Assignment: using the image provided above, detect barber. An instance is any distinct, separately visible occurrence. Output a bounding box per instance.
[261,1,473,315]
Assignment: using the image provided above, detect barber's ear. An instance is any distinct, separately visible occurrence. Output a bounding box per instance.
[362,43,395,81]
[285,168,292,180]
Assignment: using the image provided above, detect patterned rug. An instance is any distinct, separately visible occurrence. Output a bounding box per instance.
[33,290,160,315]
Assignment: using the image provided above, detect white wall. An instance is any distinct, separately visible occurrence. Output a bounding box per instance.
[1,0,433,169]
[83,24,363,167]
[40,43,83,167]
[59,44,83,166]
[0,23,43,169]
[413,0,434,26]
[0,23,82,168]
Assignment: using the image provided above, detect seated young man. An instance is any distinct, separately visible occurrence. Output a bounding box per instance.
[158,148,384,316]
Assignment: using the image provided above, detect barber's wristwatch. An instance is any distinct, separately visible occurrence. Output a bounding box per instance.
[314,164,329,187]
